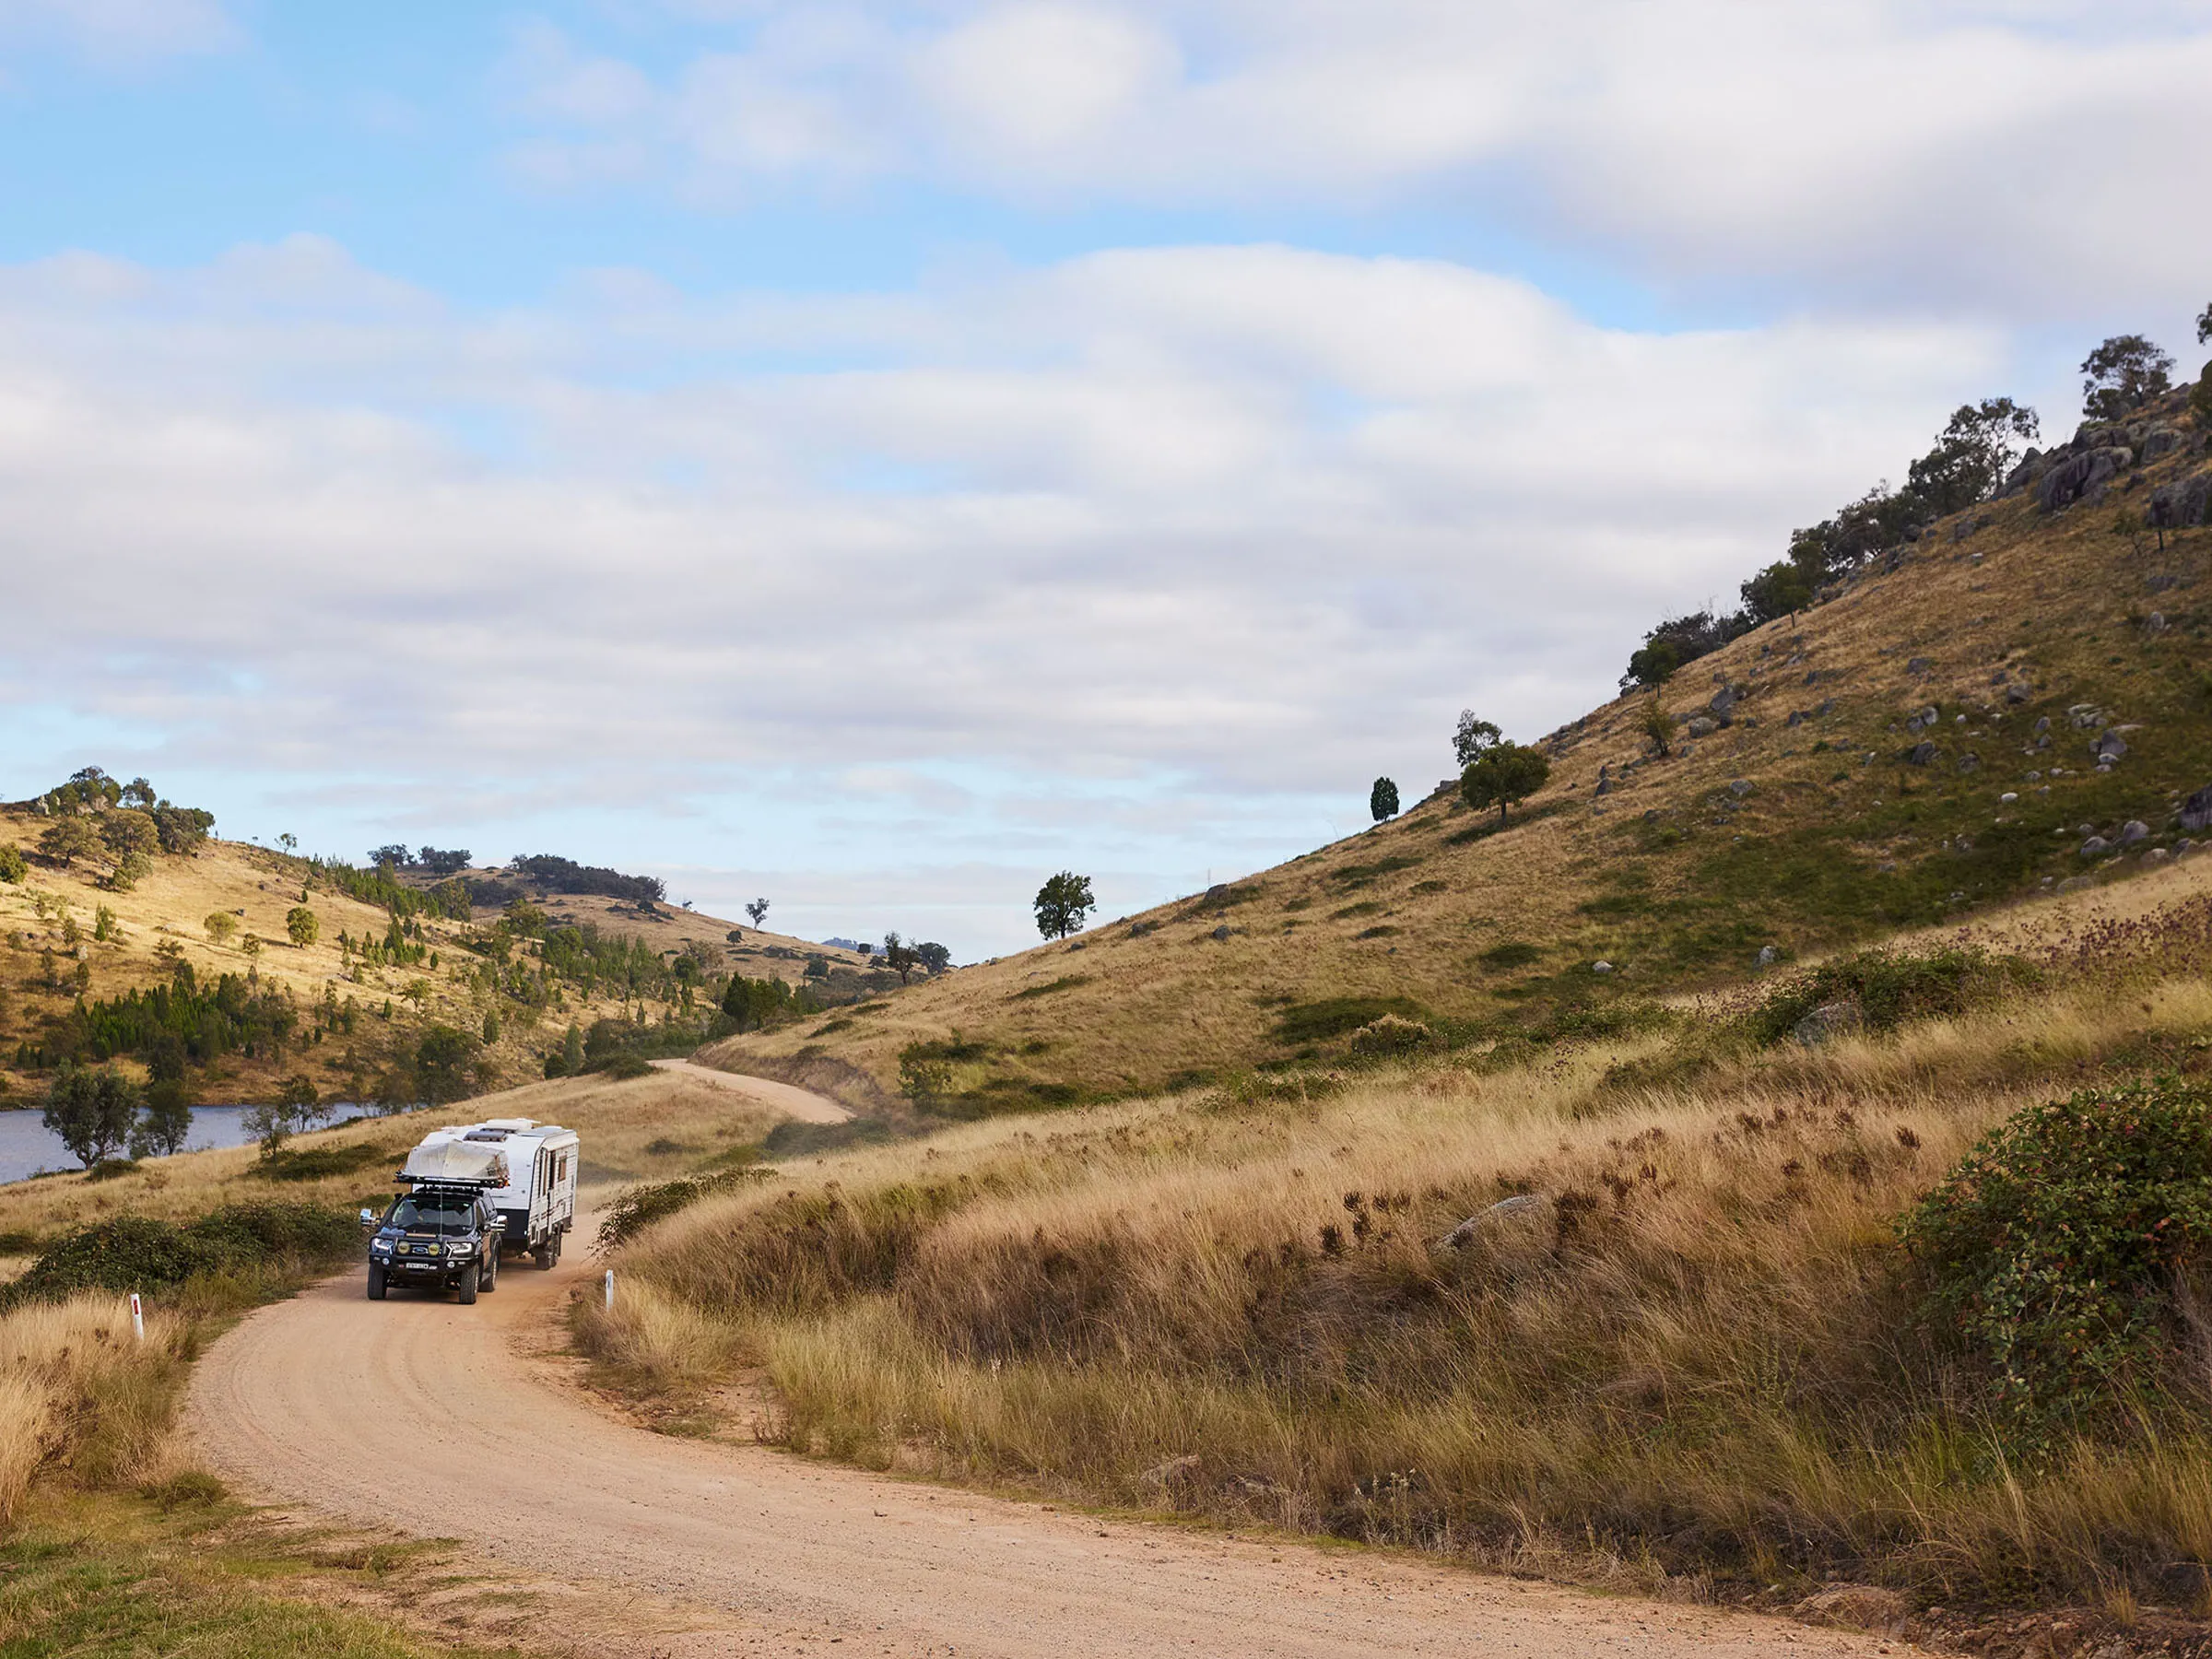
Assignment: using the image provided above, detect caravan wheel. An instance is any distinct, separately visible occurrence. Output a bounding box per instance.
[533,1243,554,1269]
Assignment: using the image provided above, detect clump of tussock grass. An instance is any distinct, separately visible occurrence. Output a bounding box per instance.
[571,1277,744,1398]
[0,1293,189,1526]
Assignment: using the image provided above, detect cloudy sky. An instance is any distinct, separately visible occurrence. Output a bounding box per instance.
[2,3,2207,957]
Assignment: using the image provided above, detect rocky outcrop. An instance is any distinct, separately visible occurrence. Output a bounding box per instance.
[2038,446,2132,512]
[2149,473,2210,529]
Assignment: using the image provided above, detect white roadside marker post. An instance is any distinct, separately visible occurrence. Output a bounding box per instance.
[604,1269,615,1312]
[130,1291,144,1343]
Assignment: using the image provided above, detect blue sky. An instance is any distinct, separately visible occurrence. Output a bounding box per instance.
[2,1,2207,957]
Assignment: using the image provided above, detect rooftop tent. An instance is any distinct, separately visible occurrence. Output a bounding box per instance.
[400,1136,511,1187]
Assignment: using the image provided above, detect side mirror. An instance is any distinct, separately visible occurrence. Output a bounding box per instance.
[359,1208,377,1230]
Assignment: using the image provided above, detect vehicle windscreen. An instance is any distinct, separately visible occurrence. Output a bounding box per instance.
[385,1194,477,1233]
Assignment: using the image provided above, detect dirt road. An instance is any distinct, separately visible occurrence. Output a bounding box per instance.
[190,1242,1920,1657]
[647,1059,853,1124]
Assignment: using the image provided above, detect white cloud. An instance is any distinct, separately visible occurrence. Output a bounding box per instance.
[493,1,2212,316]
[0,239,2006,817]
[0,0,237,64]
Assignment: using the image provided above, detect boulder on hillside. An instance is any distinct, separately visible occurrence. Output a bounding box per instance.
[2095,731,2128,762]
[2149,474,2211,529]
[1794,1001,1862,1046]
[2181,785,2212,833]
[1996,449,2044,497]
[2080,835,2112,857]
[2038,446,2133,512]
[2140,426,2186,462]
[2118,819,2150,846]
[1906,742,1938,766]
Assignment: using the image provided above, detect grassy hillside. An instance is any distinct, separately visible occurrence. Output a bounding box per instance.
[0,811,870,1112]
[710,388,2212,1113]
[589,856,2212,1637]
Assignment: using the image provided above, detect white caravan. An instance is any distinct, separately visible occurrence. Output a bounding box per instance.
[407,1117,579,1267]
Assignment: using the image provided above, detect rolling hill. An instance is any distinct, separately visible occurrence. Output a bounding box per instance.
[707,382,2212,1113]
[0,819,867,1110]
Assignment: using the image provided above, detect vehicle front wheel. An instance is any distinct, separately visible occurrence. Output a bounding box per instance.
[366,1263,386,1300]
[456,1262,479,1305]
[479,1252,497,1293]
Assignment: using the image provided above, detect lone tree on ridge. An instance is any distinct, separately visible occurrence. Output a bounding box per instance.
[1459,743,1552,827]
[1033,871,1095,940]
[745,898,771,927]
[1369,777,1399,822]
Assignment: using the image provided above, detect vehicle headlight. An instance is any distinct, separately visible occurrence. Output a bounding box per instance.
[445,1241,474,1256]
[371,1241,392,1254]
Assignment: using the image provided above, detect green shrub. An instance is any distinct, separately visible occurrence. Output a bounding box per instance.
[1273,995,1428,1045]
[1477,940,1542,971]
[1900,1079,2212,1434]
[0,843,26,884]
[246,1142,384,1182]
[1347,1014,1431,1057]
[1,1202,359,1308]
[596,1168,767,1253]
[897,1047,954,1109]
[1744,945,2035,1045]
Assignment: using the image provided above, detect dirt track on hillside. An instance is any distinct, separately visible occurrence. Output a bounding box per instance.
[646,1058,854,1124]
[190,1205,1921,1657]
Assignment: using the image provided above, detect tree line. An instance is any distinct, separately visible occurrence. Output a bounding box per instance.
[23,767,214,891]
[1619,323,2211,691]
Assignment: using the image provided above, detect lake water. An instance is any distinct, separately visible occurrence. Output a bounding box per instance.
[0,1106,265,1186]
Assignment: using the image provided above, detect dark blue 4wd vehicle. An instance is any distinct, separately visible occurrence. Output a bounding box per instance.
[363,1186,506,1304]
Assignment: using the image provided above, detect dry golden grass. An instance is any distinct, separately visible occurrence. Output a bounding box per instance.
[0,1291,187,1527]
[0,1373,47,1527]
[597,914,2212,1605]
